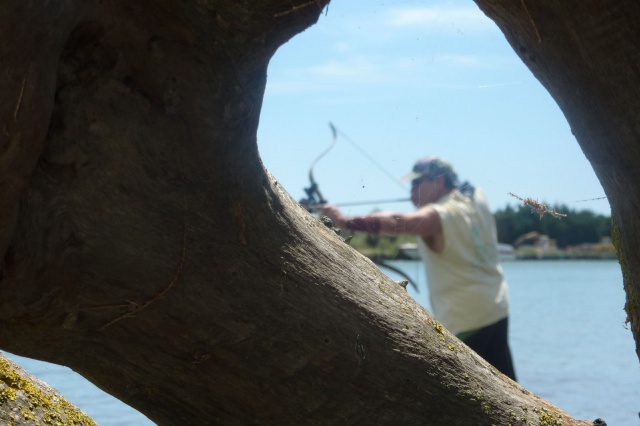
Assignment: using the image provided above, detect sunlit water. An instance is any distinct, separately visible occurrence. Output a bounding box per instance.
[4,260,638,425]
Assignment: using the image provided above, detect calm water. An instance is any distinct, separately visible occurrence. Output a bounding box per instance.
[4,260,639,425]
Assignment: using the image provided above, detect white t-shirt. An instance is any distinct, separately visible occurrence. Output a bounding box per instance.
[417,188,509,335]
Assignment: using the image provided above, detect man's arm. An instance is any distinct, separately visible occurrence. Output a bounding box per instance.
[318,205,442,238]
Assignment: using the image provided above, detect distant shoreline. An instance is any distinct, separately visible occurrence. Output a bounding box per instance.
[514,246,617,261]
[389,250,618,262]
[514,254,618,261]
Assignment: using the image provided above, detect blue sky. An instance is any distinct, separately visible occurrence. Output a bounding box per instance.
[257,0,610,218]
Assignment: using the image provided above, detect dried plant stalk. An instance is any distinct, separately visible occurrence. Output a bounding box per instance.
[508,192,568,219]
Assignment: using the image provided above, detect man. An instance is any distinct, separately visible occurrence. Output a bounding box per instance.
[319,157,516,381]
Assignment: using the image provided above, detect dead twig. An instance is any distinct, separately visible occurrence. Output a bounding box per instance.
[99,193,188,331]
[520,0,542,44]
[274,0,326,18]
[508,192,568,219]
[14,78,25,121]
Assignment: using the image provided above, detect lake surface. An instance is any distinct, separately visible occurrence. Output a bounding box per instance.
[4,260,639,425]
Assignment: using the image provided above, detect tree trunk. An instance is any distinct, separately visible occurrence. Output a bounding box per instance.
[474,0,640,358]
[0,0,629,424]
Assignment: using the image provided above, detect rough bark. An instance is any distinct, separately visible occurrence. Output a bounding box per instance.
[473,0,640,358]
[0,0,630,425]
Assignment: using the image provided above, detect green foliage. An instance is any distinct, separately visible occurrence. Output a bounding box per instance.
[495,203,611,248]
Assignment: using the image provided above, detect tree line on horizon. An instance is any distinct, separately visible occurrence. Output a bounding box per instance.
[494,203,611,248]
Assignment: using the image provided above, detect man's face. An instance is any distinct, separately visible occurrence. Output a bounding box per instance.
[410,175,445,207]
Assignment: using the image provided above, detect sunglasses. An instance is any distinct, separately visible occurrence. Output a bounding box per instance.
[411,176,435,188]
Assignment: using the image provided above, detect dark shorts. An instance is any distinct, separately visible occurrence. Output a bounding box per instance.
[458,317,517,381]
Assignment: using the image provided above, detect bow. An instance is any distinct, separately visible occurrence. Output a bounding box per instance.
[299,123,419,292]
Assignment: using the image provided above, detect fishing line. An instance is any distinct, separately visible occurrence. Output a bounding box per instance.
[573,196,607,202]
[334,197,411,207]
